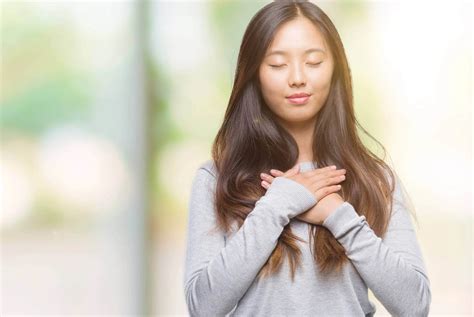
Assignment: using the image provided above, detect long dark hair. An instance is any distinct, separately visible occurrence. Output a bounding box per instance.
[211,0,399,281]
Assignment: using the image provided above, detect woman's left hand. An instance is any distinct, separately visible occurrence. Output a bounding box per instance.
[260,168,346,225]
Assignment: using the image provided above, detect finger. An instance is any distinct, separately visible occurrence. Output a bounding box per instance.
[308,168,346,181]
[269,169,284,177]
[261,180,270,189]
[260,173,275,183]
[283,164,300,177]
[315,184,342,201]
[304,165,338,176]
[312,174,345,191]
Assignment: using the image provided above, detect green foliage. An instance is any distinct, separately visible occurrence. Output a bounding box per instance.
[1,3,92,134]
[0,72,91,134]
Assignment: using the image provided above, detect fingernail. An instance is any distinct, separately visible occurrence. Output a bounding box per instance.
[331,165,336,169]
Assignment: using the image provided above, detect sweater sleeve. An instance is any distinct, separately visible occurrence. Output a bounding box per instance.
[321,173,431,317]
[183,166,317,317]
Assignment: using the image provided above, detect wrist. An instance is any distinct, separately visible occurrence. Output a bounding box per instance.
[321,200,346,223]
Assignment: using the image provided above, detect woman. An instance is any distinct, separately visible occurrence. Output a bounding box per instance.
[183,1,431,316]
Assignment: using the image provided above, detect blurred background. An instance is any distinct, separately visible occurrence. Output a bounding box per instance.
[1,0,471,315]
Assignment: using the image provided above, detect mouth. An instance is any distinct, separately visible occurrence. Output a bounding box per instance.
[286,95,311,105]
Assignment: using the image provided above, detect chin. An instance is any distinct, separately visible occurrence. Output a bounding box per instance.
[285,105,319,117]
[280,114,318,125]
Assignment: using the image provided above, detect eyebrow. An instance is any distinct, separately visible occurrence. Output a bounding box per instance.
[265,47,326,57]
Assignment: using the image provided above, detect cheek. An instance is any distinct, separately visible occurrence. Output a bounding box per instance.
[259,70,286,100]
[309,71,333,107]
[260,69,285,89]
[308,67,333,88]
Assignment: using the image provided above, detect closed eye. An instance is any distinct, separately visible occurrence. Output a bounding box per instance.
[269,62,322,68]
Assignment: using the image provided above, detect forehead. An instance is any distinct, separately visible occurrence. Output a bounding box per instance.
[265,17,328,57]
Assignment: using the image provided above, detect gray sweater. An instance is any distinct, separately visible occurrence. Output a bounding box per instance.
[183,160,431,316]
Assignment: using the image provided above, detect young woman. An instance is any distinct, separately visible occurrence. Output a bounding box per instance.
[183,1,431,316]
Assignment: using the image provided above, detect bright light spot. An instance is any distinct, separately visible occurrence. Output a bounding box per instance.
[0,155,36,228]
[37,125,131,215]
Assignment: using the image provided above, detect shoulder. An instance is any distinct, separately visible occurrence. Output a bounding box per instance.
[197,159,217,178]
[189,160,218,200]
[379,164,418,226]
[380,164,407,207]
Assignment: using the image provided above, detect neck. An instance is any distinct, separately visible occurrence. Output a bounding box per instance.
[280,119,316,164]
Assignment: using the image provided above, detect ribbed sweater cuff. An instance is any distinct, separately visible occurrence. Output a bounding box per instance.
[322,202,365,239]
[259,176,317,219]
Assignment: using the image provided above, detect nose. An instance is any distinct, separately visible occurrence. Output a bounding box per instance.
[288,64,306,87]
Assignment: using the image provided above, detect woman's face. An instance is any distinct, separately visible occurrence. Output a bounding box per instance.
[258,17,334,128]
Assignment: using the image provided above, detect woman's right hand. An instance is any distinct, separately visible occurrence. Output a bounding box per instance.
[261,164,346,202]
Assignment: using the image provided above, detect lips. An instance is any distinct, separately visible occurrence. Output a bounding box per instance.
[286,92,312,105]
[286,92,311,98]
